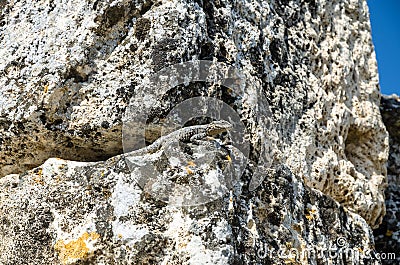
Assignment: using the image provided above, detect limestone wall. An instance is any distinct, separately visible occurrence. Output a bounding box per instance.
[0,0,389,263]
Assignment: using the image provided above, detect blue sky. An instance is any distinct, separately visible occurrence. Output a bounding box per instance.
[367,0,400,95]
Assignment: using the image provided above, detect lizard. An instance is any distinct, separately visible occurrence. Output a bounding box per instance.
[124,120,232,157]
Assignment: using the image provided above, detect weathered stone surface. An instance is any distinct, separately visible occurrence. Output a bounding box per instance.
[0,155,379,264]
[0,0,388,229]
[374,95,400,264]
[0,0,390,263]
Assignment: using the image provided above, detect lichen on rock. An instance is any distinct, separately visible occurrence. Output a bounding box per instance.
[0,0,391,264]
[0,154,380,264]
[54,232,101,264]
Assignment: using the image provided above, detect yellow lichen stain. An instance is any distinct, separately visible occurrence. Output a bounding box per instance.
[32,176,44,185]
[54,232,100,264]
[187,161,196,167]
[305,214,313,221]
[55,175,63,183]
[305,207,317,221]
[32,168,44,185]
[185,167,194,175]
[177,239,189,250]
[385,230,393,237]
[44,85,49,93]
[284,257,298,264]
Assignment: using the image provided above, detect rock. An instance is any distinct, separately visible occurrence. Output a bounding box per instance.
[0,155,379,264]
[0,0,389,263]
[374,95,400,264]
[0,0,388,229]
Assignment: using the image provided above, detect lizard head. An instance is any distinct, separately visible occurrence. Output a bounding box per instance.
[207,120,233,135]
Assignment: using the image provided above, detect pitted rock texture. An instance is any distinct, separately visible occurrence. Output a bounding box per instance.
[374,95,400,264]
[0,0,388,229]
[0,155,380,264]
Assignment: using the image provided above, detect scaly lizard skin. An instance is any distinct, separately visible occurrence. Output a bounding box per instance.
[125,120,232,157]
